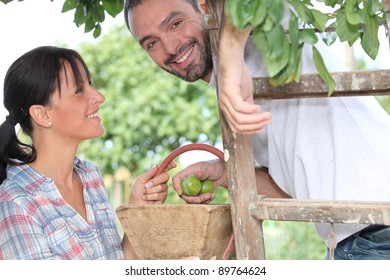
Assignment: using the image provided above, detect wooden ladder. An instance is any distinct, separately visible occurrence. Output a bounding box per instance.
[206,0,390,259]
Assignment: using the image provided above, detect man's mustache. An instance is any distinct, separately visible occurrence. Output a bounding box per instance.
[164,40,197,66]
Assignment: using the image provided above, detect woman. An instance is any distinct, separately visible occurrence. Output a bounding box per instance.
[0,46,173,259]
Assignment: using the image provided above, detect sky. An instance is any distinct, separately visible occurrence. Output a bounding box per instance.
[0,0,123,121]
[0,1,389,137]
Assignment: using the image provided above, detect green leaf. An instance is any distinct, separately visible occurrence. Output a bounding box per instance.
[289,12,299,48]
[269,64,290,86]
[96,5,106,22]
[345,0,361,26]
[311,9,330,32]
[251,0,267,27]
[286,14,302,84]
[335,8,360,46]
[74,4,86,26]
[225,0,240,28]
[225,0,252,29]
[289,0,313,24]
[299,29,318,44]
[361,1,380,59]
[367,0,383,15]
[291,45,303,83]
[266,0,284,23]
[252,28,290,77]
[262,16,275,32]
[265,38,290,77]
[270,43,303,86]
[324,0,340,8]
[252,28,269,54]
[267,25,288,60]
[102,0,124,18]
[312,46,335,96]
[93,24,102,38]
[84,18,96,33]
[62,0,78,13]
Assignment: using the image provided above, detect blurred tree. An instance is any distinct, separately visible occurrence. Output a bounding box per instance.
[263,221,326,259]
[76,24,221,177]
[377,96,390,114]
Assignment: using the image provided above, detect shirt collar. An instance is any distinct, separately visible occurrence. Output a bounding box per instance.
[6,157,85,194]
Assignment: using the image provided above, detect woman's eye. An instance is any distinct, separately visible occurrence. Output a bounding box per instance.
[75,86,84,94]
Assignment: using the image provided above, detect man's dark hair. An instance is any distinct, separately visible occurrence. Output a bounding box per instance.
[124,0,201,31]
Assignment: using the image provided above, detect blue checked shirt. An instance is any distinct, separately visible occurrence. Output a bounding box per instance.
[0,158,124,259]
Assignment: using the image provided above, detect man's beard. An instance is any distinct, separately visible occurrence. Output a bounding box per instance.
[163,29,213,82]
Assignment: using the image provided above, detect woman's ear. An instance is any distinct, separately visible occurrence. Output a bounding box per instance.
[29,105,52,128]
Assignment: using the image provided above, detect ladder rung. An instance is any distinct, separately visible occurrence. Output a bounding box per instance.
[253,69,390,99]
[251,197,390,225]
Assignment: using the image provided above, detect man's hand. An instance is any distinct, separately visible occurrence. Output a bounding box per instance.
[172,159,227,204]
[217,19,272,134]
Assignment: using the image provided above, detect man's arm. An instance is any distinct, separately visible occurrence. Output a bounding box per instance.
[217,13,272,134]
[255,167,290,198]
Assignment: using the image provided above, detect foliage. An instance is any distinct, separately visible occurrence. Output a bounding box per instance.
[76,25,221,178]
[0,0,123,38]
[2,0,387,94]
[225,0,388,95]
[60,0,123,38]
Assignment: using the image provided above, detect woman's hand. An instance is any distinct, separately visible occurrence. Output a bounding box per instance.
[129,161,177,204]
[172,159,227,204]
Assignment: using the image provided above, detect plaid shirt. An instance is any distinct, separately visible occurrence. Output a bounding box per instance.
[0,158,124,260]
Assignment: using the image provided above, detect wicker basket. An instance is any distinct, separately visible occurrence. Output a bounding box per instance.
[116,204,233,260]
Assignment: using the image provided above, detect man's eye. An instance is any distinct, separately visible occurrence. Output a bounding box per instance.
[147,40,158,49]
[172,20,182,29]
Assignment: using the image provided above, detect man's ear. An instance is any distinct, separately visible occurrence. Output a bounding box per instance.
[29,105,52,128]
[198,0,207,13]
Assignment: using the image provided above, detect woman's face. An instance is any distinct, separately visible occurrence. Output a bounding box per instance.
[46,61,105,142]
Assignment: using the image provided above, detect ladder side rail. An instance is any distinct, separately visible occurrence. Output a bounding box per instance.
[206,0,266,260]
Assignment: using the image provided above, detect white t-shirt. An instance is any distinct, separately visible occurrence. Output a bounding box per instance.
[245,37,390,245]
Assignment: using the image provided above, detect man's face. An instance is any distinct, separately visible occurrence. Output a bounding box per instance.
[127,0,212,82]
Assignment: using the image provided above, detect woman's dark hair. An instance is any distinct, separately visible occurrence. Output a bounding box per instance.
[0,46,90,184]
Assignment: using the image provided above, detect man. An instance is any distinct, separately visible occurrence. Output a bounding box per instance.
[124,0,390,259]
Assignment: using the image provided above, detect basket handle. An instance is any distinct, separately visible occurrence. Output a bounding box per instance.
[156,143,224,175]
[156,143,234,260]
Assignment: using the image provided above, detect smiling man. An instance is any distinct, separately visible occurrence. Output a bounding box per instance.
[125,0,213,82]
